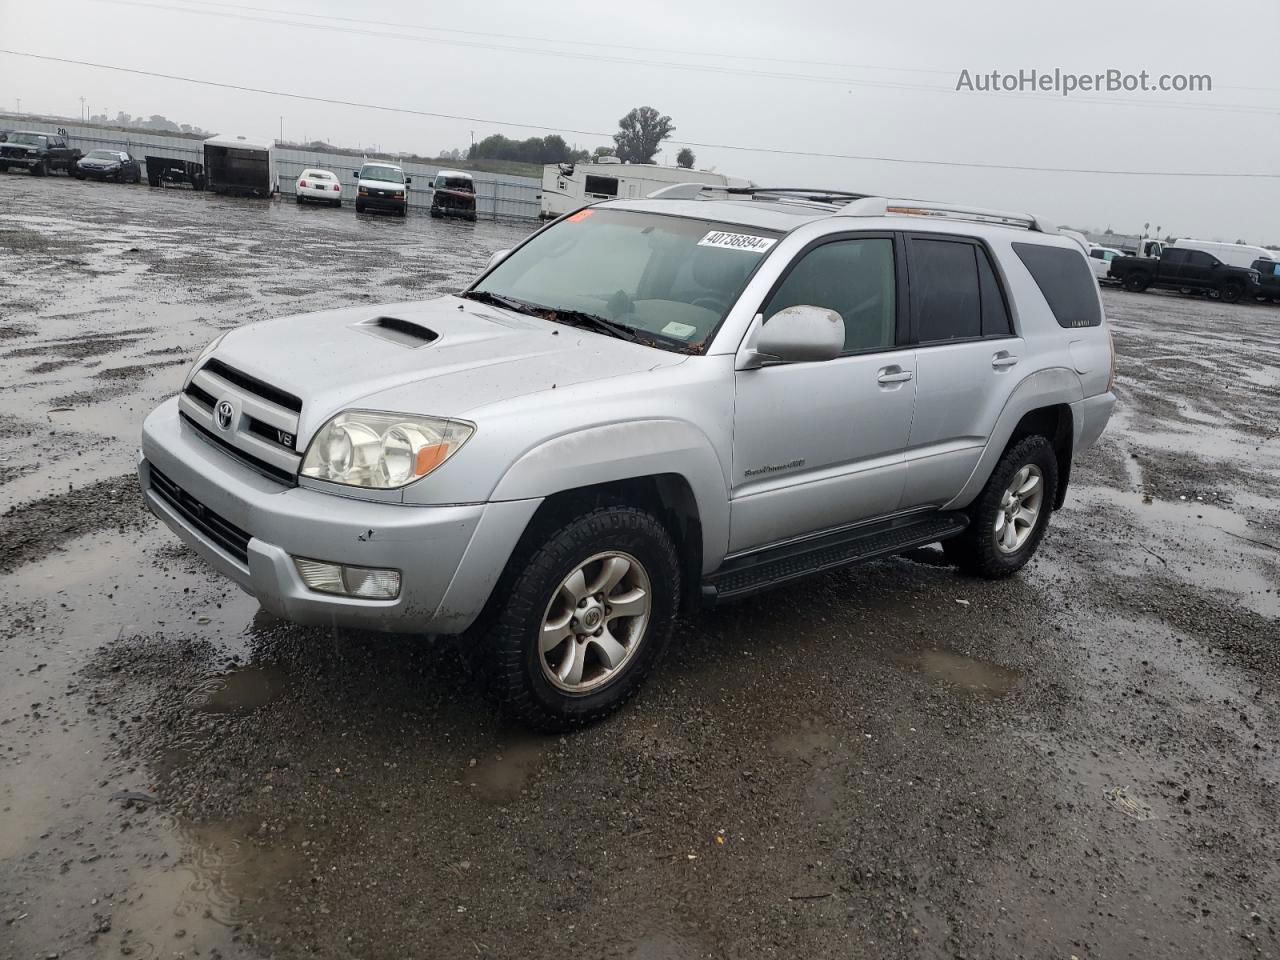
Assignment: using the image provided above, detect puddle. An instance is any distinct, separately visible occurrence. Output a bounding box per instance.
[907,649,1021,697]
[188,664,284,713]
[469,735,550,801]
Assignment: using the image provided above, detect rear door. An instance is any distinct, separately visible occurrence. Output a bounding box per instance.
[729,233,916,553]
[899,234,1021,508]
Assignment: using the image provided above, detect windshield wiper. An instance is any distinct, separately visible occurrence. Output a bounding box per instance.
[460,290,541,315]
[540,308,649,345]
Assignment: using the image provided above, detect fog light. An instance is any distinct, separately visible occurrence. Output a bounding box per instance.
[293,558,400,599]
[342,565,401,599]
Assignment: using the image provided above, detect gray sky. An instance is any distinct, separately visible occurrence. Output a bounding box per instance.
[3,0,1277,243]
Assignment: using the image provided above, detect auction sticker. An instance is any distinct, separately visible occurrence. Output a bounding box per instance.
[697,231,776,254]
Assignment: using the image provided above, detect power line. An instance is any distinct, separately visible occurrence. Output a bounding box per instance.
[83,0,1280,116]
[2,49,1277,180]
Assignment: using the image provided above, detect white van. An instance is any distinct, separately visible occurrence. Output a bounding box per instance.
[1170,239,1275,270]
[540,158,748,218]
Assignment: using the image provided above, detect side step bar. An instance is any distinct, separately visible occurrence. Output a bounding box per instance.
[702,512,968,603]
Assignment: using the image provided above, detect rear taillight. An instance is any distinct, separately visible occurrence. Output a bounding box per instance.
[1107,328,1117,392]
[299,180,308,187]
[333,184,340,191]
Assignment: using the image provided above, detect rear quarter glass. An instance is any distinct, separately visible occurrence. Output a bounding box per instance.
[1011,242,1103,328]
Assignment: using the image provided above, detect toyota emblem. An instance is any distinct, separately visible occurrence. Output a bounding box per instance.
[215,400,234,431]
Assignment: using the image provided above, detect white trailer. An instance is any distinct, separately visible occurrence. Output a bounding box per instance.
[1169,239,1275,270]
[1083,231,1165,258]
[203,134,277,198]
[540,157,748,218]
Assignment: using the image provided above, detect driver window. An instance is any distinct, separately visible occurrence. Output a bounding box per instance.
[763,238,896,352]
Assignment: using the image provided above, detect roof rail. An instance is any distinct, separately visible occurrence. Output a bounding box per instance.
[645,183,871,205]
[838,196,1054,233]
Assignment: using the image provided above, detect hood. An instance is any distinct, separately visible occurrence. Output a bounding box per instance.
[210,296,685,438]
[357,178,406,191]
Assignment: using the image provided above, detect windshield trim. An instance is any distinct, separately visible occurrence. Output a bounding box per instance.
[466,205,784,356]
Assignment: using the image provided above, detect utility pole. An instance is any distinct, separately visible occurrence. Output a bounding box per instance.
[15,98,20,114]
[279,115,283,143]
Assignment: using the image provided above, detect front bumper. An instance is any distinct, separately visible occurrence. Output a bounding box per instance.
[1,153,39,167]
[358,192,407,211]
[78,166,122,178]
[139,397,539,633]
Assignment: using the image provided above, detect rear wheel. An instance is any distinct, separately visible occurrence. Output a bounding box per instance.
[944,435,1059,579]
[1122,273,1149,293]
[489,505,680,731]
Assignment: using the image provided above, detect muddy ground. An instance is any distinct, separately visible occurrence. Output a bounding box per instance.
[1,172,1278,960]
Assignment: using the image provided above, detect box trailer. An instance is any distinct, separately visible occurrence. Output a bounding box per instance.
[203,134,276,198]
[540,157,748,218]
[145,155,206,190]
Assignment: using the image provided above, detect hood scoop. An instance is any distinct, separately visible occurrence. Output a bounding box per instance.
[356,315,440,348]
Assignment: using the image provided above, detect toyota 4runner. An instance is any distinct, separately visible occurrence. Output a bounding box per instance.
[139,187,1116,729]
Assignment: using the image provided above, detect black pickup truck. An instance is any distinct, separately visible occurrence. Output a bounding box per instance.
[1109,247,1262,303]
[0,131,82,176]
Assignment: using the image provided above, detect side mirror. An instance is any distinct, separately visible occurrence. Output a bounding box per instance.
[405,176,412,184]
[741,305,844,368]
[484,249,511,272]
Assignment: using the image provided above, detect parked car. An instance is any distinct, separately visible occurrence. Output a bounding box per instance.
[295,168,343,207]
[138,188,1115,729]
[0,131,81,176]
[76,150,142,183]
[1110,246,1262,302]
[1252,258,1280,302]
[429,170,477,221]
[1087,245,1124,284]
[354,162,410,215]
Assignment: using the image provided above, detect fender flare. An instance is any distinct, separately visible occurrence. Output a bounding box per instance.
[943,367,1083,510]
[490,418,730,574]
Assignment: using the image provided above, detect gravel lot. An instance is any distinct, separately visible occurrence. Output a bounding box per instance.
[1,172,1278,960]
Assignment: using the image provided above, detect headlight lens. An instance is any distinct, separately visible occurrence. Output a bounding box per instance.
[301,411,474,488]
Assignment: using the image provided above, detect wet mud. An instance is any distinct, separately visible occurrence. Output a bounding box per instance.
[2,174,1278,959]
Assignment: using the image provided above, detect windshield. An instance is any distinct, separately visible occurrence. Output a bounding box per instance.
[361,165,405,184]
[9,133,47,146]
[435,175,473,192]
[472,209,779,353]
[86,150,123,161]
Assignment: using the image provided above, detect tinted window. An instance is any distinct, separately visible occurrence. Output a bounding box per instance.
[1187,251,1219,267]
[1012,242,1102,328]
[584,175,618,197]
[1089,249,1104,260]
[911,239,981,342]
[977,249,1013,336]
[764,238,896,352]
[1161,248,1187,265]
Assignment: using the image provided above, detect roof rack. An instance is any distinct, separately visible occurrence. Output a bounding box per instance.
[644,183,1053,233]
[837,196,1054,233]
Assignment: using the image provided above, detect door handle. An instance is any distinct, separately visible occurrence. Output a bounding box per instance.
[877,367,914,384]
[991,352,1019,369]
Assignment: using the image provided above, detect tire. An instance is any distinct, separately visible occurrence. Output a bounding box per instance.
[295,194,302,204]
[32,161,47,177]
[355,201,365,213]
[331,198,341,208]
[488,505,681,731]
[430,208,442,219]
[0,163,8,173]
[75,172,85,180]
[1122,273,1149,293]
[943,435,1059,579]
[1219,282,1245,304]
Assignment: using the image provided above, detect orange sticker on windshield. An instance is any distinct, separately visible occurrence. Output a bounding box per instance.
[566,209,594,223]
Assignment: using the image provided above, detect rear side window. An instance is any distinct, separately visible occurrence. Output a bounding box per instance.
[584,175,618,197]
[910,238,981,342]
[1187,251,1219,267]
[1012,242,1102,328]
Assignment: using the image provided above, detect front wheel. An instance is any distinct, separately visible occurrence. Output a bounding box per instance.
[31,161,47,177]
[355,201,365,213]
[944,435,1059,579]
[1219,282,1245,304]
[489,506,681,731]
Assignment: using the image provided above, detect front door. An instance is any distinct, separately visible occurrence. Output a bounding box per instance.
[729,234,916,554]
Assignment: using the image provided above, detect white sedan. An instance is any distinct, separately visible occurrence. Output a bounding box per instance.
[295,168,343,207]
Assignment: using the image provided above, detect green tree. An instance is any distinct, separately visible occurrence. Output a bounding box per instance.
[675,147,695,169]
[613,107,674,164]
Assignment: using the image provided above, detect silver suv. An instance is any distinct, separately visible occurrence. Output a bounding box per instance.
[139,187,1115,729]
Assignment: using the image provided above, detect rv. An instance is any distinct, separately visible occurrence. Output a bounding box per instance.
[540,157,748,218]
[1169,239,1275,270]
[203,134,276,198]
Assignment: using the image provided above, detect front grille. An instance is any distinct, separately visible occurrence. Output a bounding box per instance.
[179,359,303,483]
[149,465,251,564]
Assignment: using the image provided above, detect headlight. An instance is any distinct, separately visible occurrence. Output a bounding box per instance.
[183,332,226,388]
[300,410,474,488]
